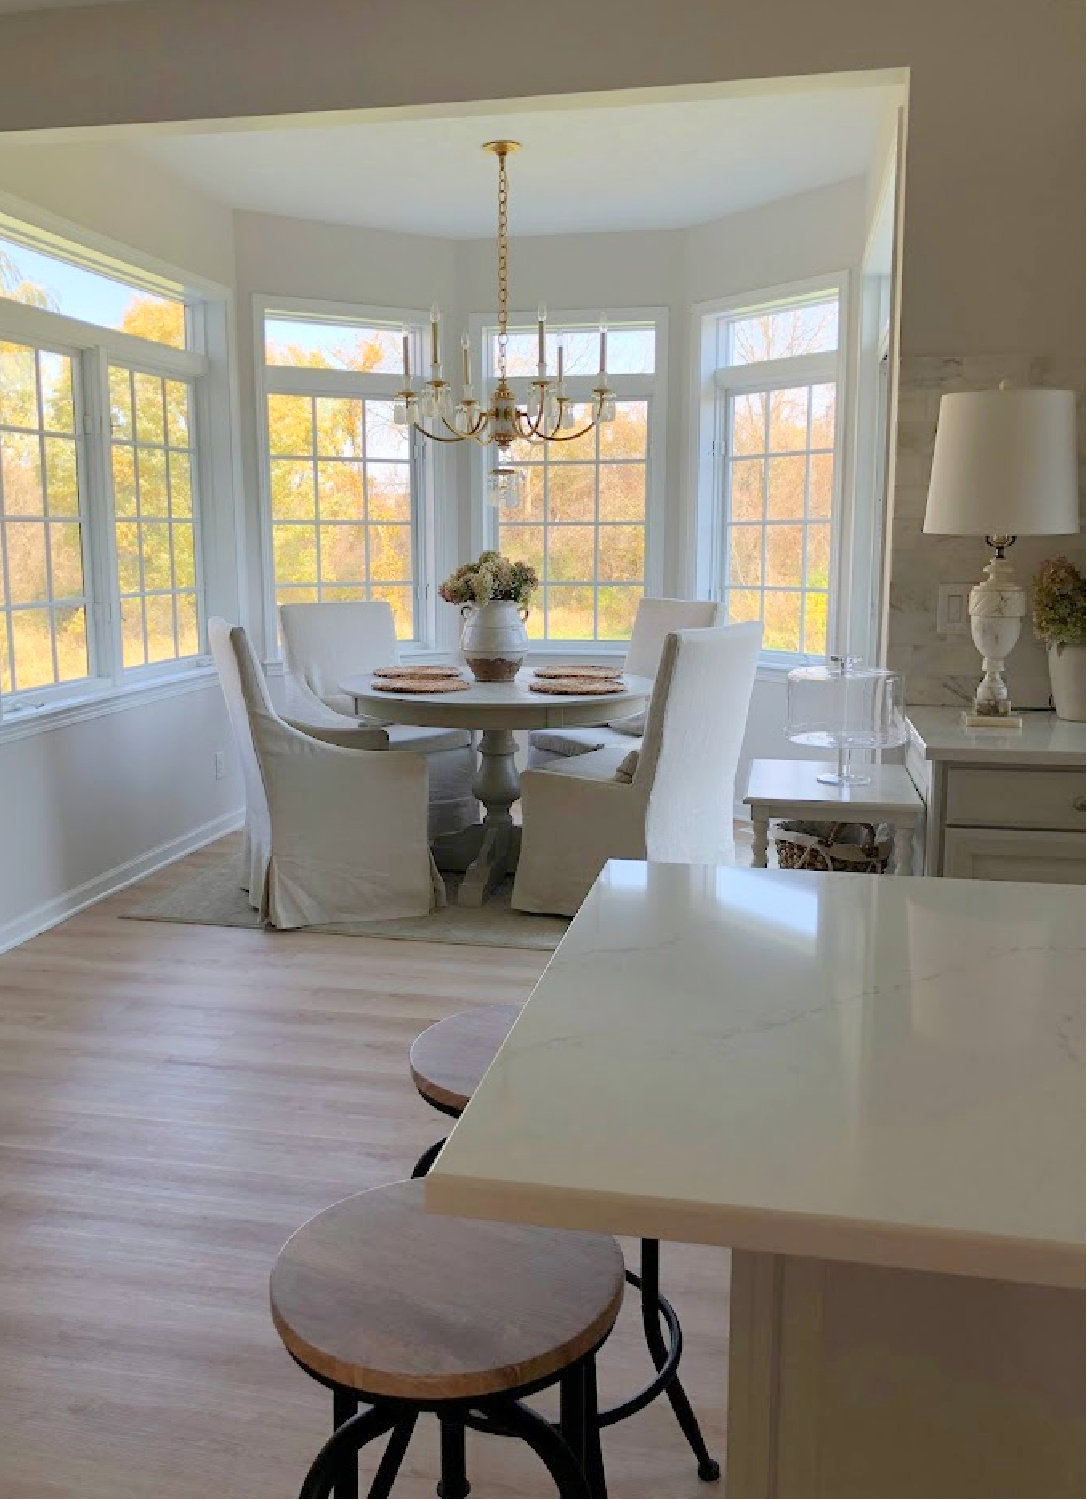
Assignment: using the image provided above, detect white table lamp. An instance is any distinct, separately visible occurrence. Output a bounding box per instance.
[923,385,1079,727]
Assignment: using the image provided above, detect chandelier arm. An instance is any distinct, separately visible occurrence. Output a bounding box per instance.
[543,416,600,443]
[411,421,469,445]
[438,412,490,441]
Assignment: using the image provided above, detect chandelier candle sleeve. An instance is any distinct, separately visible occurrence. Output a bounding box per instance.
[430,304,440,375]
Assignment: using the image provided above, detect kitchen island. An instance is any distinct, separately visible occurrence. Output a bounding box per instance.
[426,862,1085,1496]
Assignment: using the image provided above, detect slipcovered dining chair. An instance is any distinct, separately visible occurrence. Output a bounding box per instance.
[278,601,477,839]
[227,621,444,929]
[526,596,722,768]
[209,617,390,907]
[513,622,762,917]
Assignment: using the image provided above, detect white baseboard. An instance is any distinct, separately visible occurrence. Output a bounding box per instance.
[0,807,244,956]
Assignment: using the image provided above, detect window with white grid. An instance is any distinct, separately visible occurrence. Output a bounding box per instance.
[0,339,89,693]
[1,213,216,718]
[709,289,841,658]
[262,312,424,642]
[485,316,662,643]
[109,365,200,668]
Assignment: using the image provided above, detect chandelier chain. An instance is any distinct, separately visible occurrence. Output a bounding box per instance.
[497,147,509,380]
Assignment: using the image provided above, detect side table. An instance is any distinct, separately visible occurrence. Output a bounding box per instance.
[743,758,925,875]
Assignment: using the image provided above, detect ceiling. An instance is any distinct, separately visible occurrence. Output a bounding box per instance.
[132,85,899,239]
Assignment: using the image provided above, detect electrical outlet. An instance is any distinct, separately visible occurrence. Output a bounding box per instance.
[936,584,972,637]
[214,750,226,780]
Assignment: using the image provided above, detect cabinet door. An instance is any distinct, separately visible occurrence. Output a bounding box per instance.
[943,827,1085,883]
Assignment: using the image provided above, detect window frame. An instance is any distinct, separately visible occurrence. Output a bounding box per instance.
[472,306,667,651]
[0,196,235,731]
[254,294,440,656]
[692,275,849,673]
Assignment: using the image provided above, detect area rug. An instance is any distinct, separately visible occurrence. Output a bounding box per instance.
[123,853,568,951]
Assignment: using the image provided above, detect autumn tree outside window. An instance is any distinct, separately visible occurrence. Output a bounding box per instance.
[698,281,845,662]
[0,218,215,717]
[261,308,426,644]
[481,314,664,645]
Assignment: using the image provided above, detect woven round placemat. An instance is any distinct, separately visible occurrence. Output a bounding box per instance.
[529,677,626,696]
[533,664,624,680]
[372,677,470,694]
[372,665,463,679]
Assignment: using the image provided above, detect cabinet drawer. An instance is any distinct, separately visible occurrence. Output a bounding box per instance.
[945,768,1086,831]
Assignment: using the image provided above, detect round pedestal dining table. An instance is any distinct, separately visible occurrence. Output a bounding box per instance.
[342,669,653,906]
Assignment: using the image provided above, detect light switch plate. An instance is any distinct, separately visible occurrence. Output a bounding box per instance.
[936,584,972,637]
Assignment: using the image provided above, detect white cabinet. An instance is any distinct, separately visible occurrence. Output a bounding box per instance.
[943,827,1086,882]
[907,709,1086,883]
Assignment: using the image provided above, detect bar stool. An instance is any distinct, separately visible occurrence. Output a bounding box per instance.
[409,1005,720,1484]
[271,1180,624,1498]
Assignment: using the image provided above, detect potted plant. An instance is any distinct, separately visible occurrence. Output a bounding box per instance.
[1032,557,1086,721]
[439,550,539,681]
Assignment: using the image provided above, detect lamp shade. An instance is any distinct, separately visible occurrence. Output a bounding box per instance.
[923,387,1080,537]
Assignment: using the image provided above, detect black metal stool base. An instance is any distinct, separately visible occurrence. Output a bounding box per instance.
[297,1359,603,1499]
[412,1135,719,1484]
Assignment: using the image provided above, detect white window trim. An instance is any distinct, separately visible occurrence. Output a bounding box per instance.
[691,274,850,673]
[470,306,667,650]
[253,293,443,659]
[0,190,241,733]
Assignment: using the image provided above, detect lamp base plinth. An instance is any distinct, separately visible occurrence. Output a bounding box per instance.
[815,769,873,786]
[961,712,1024,731]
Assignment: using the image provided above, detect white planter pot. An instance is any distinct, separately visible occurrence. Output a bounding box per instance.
[461,599,530,682]
[1047,643,1086,722]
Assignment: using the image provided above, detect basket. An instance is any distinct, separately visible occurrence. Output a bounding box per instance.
[773,820,892,875]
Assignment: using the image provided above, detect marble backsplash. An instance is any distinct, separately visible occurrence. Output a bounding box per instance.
[887,354,1086,709]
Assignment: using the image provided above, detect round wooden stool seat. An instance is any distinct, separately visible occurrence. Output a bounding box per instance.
[270,1179,625,1403]
[410,1003,520,1114]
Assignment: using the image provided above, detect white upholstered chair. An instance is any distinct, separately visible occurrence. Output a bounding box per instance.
[225,620,444,929]
[209,616,392,906]
[208,616,272,906]
[527,596,722,768]
[278,601,477,839]
[512,621,762,917]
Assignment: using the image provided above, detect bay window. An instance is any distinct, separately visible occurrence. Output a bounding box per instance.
[1,219,215,718]
[696,282,845,662]
[261,306,427,643]
[482,314,664,644]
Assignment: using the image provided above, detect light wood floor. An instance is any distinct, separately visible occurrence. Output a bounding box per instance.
[0,836,729,1499]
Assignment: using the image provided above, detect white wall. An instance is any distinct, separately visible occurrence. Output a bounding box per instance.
[0,141,244,947]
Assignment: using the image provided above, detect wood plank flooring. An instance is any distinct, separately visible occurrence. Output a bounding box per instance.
[0,836,729,1498]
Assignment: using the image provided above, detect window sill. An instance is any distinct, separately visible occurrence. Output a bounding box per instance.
[0,663,220,745]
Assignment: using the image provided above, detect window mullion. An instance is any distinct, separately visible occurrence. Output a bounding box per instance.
[81,345,122,687]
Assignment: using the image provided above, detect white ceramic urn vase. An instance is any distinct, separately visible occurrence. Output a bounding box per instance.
[461,599,530,681]
[1047,643,1086,722]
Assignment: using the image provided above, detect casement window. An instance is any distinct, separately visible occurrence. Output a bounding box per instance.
[0,340,89,693]
[482,314,664,644]
[696,283,844,661]
[261,307,426,642]
[108,365,200,667]
[0,221,215,717]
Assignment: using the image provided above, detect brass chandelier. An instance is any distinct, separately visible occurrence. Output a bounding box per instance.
[393,140,616,508]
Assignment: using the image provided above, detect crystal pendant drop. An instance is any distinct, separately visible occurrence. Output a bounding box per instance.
[487,463,526,511]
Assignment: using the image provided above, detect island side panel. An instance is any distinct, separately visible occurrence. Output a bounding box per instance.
[728,1251,1086,1497]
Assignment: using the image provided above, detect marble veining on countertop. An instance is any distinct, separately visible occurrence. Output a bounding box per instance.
[427,862,1085,1288]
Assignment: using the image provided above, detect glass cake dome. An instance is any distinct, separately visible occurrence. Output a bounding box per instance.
[786,656,907,785]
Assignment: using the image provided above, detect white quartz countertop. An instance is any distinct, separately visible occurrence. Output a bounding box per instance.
[907,707,1086,766]
[427,862,1085,1288]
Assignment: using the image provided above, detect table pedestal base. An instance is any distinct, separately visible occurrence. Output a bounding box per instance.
[431,728,521,907]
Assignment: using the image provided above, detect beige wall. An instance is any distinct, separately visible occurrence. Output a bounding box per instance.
[0,0,1081,362]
